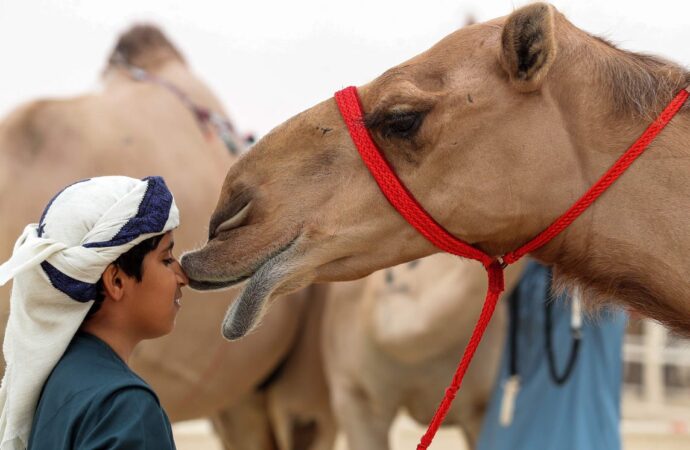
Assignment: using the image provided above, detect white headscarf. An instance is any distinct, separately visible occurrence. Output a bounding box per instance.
[0,175,179,450]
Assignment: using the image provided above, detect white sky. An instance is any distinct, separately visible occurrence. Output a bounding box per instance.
[1,0,689,137]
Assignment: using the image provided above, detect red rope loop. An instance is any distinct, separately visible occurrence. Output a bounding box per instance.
[334,85,688,449]
[334,87,494,266]
[503,88,689,263]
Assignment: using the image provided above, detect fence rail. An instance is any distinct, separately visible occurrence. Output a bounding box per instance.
[623,320,690,407]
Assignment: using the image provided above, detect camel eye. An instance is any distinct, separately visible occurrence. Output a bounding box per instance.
[380,111,424,139]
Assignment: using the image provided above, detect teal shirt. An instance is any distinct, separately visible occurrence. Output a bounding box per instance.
[28,332,175,449]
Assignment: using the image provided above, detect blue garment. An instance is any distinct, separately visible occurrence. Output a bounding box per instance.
[478,261,627,450]
[28,332,175,449]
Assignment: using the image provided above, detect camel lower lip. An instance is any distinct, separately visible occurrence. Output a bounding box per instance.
[221,235,304,340]
[186,236,299,292]
[187,275,250,291]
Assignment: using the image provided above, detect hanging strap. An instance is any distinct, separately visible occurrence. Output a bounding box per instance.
[498,283,521,427]
[544,276,582,385]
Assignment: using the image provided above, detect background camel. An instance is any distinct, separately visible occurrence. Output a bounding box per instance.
[0,24,327,448]
[181,2,690,338]
[323,255,523,449]
[251,254,516,450]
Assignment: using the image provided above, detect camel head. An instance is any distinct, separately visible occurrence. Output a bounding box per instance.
[181,3,690,339]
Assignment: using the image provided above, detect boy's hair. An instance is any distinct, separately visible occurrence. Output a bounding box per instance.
[87,234,164,317]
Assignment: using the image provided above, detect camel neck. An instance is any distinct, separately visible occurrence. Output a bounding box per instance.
[530,30,690,325]
[533,104,690,335]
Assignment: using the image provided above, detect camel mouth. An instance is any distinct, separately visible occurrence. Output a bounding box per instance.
[182,235,300,292]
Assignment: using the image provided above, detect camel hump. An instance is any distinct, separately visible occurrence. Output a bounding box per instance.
[107,24,185,70]
[0,98,80,166]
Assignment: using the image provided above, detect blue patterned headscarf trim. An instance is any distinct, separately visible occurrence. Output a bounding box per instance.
[40,176,175,302]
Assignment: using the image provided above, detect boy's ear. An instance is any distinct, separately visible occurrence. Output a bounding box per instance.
[101,264,125,301]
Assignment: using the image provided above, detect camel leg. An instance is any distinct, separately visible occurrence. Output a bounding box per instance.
[210,391,277,450]
[266,396,337,450]
[309,418,337,450]
[287,415,337,450]
[457,400,489,450]
[331,382,396,450]
[267,400,320,450]
[265,394,291,450]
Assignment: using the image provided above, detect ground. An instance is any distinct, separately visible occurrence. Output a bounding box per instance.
[173,411,690,450]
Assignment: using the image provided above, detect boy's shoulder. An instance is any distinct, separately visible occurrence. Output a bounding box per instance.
[37,333,158,416]
[29,334,171,449]
[55,333,148,384]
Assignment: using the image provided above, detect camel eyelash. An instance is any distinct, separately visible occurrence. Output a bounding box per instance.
[364,109,428,140]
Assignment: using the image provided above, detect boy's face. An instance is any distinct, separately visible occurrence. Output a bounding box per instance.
[124,231,189,338]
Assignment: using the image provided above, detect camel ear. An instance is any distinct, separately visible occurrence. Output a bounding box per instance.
[500,3,558,92]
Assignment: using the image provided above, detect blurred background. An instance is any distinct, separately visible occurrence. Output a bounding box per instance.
[1,1,690,449]
[2,0,690,136]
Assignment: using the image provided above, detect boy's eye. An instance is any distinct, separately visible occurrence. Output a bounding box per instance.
[163,258,175,266]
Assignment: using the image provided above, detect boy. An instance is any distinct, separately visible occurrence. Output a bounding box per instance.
[0,176,187,449]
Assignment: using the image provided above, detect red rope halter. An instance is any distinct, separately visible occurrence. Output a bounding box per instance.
[334,85,688,449]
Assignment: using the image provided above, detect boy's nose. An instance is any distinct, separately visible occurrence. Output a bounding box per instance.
[175,261,190,286]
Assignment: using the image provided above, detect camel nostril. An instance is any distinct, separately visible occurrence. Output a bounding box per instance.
[215,200,252,236]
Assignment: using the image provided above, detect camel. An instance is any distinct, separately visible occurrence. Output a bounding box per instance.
[181,3,690,338]
[0,24,325,448]
[323,254,524,449]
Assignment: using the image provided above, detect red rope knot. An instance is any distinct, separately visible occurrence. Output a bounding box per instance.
[444,386,458,401]
[417,438,432,450]
[487,260,505,293]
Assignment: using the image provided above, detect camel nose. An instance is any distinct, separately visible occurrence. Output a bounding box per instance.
[209,199,253,239]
